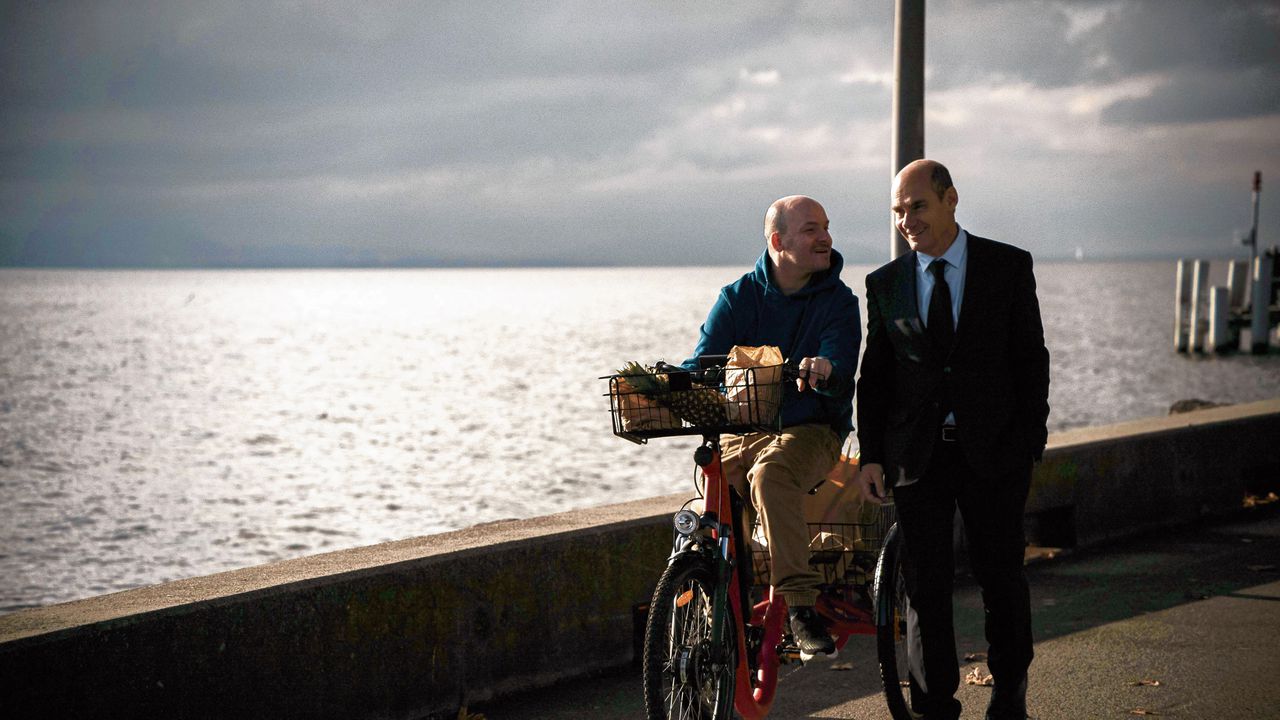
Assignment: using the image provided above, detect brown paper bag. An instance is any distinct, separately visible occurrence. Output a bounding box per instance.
[724,345,783,424]
[804,453,861,525]
[803,438,879,550]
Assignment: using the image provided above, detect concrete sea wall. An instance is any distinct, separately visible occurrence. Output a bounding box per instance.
[1024,398,1280,547]
[2,398,1277,719]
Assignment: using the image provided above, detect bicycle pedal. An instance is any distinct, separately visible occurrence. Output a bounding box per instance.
[777,643,803,665]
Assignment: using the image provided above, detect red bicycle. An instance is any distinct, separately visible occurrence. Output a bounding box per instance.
[606,357,916,719]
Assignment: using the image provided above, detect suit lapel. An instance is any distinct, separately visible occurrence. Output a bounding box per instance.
[885,252,931,362]
[954,235,998,349]
[896,251,919,317]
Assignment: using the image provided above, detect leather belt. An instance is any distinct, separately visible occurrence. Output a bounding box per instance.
[941,425,958,442]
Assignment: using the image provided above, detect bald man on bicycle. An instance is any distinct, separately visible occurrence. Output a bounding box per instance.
[684,195,861,657]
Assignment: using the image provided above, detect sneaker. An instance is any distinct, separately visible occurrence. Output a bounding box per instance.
[788,605,836,659]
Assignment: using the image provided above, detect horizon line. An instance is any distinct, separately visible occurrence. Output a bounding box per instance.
[0,252,1269,271]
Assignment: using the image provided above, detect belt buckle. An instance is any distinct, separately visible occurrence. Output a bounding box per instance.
[941,425,958,442]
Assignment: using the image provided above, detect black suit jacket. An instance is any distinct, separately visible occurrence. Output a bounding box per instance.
[856,234,1050,480]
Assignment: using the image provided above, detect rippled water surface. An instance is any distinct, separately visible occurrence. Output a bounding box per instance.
[1,263,1277,612]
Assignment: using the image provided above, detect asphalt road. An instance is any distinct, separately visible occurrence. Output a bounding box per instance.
[476,510,1280,720]
[473,507,1280,712]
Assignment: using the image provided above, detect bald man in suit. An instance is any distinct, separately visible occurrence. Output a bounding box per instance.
[856,160,1050,720]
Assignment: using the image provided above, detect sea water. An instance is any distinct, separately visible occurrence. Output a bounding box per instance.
[2,262,1277,612]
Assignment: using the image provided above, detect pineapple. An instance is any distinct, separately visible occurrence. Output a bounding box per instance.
[666,386,728,427]
[614,361,679,431]
[614,360,726,427]
[615,361,668,397]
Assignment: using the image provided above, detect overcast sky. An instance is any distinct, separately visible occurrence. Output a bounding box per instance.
[2,0,1277,267]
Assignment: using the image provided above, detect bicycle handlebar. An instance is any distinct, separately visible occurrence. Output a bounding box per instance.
[657,357,826,391]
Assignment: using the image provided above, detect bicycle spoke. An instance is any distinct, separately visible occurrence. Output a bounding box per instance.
[644,556,736,720]
[876,524,917,720]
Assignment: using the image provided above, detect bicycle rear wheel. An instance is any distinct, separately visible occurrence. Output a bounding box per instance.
[643,554,737,720]
[874,524,916,720]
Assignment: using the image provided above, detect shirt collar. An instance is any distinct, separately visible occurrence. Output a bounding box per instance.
[915,227,968,272]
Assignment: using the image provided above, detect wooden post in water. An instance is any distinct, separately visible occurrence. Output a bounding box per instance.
[1174,259,1191,352]
[1189,260,1209,353]
[1209,286,1231,353]
[1227,260,1250,311]
[1252,252,1274,354]
[1248,172,1261,265]
[1225,260,1249,350]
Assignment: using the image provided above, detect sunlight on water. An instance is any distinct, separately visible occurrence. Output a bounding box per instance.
[0,262,1277,611]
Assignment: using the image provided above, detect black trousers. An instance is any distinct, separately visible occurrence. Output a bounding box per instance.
[893,438,1034,718]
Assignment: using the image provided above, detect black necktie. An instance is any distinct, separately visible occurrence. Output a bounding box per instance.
[927,259,955,352]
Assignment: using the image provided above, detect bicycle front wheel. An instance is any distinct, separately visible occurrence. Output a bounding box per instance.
[642,554,737,720]
[874,523,915,720]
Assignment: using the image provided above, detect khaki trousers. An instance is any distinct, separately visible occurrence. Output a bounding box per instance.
[719,424,841,607]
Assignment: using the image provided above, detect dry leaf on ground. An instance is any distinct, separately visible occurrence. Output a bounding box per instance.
[1130,709,1161,716]
[965,666,994,686]
[1247,564,1276,572]
[1243,492,1278,508]
[1128,679,1162,687]
[457,708,486,720]
[830,661,854,671]
[964,652,988,661]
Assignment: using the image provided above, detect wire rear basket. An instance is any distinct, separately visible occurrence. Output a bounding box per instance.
[751,502,897,589]
[606,363,784,443]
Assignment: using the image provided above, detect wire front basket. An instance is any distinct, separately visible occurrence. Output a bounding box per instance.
[752,502,897,589]
[605,363,785,443]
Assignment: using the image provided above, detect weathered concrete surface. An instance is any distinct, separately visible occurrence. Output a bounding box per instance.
[0,399,1277,719]
[478,511,1280,719]
[1028,397,1280,547]
[0,495,683,719]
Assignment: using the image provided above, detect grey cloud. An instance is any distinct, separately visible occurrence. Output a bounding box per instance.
[1,0,1275,268]
[1085,0,1279,77]
[4,77,675,188]
[1087,0,1280,124]
[923,0,1280,130]
[1102,66,1280,125]
[2,2,787,111]
[3,1,891,195]
[0,2,837,184]
[928,1,1093,88]
[928,1,1279,92]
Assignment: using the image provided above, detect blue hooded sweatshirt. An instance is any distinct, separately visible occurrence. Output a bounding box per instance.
[684,248,862,437]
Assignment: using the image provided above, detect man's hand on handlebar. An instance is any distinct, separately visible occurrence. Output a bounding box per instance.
[856,462,887,505]
[795,356,832,392]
